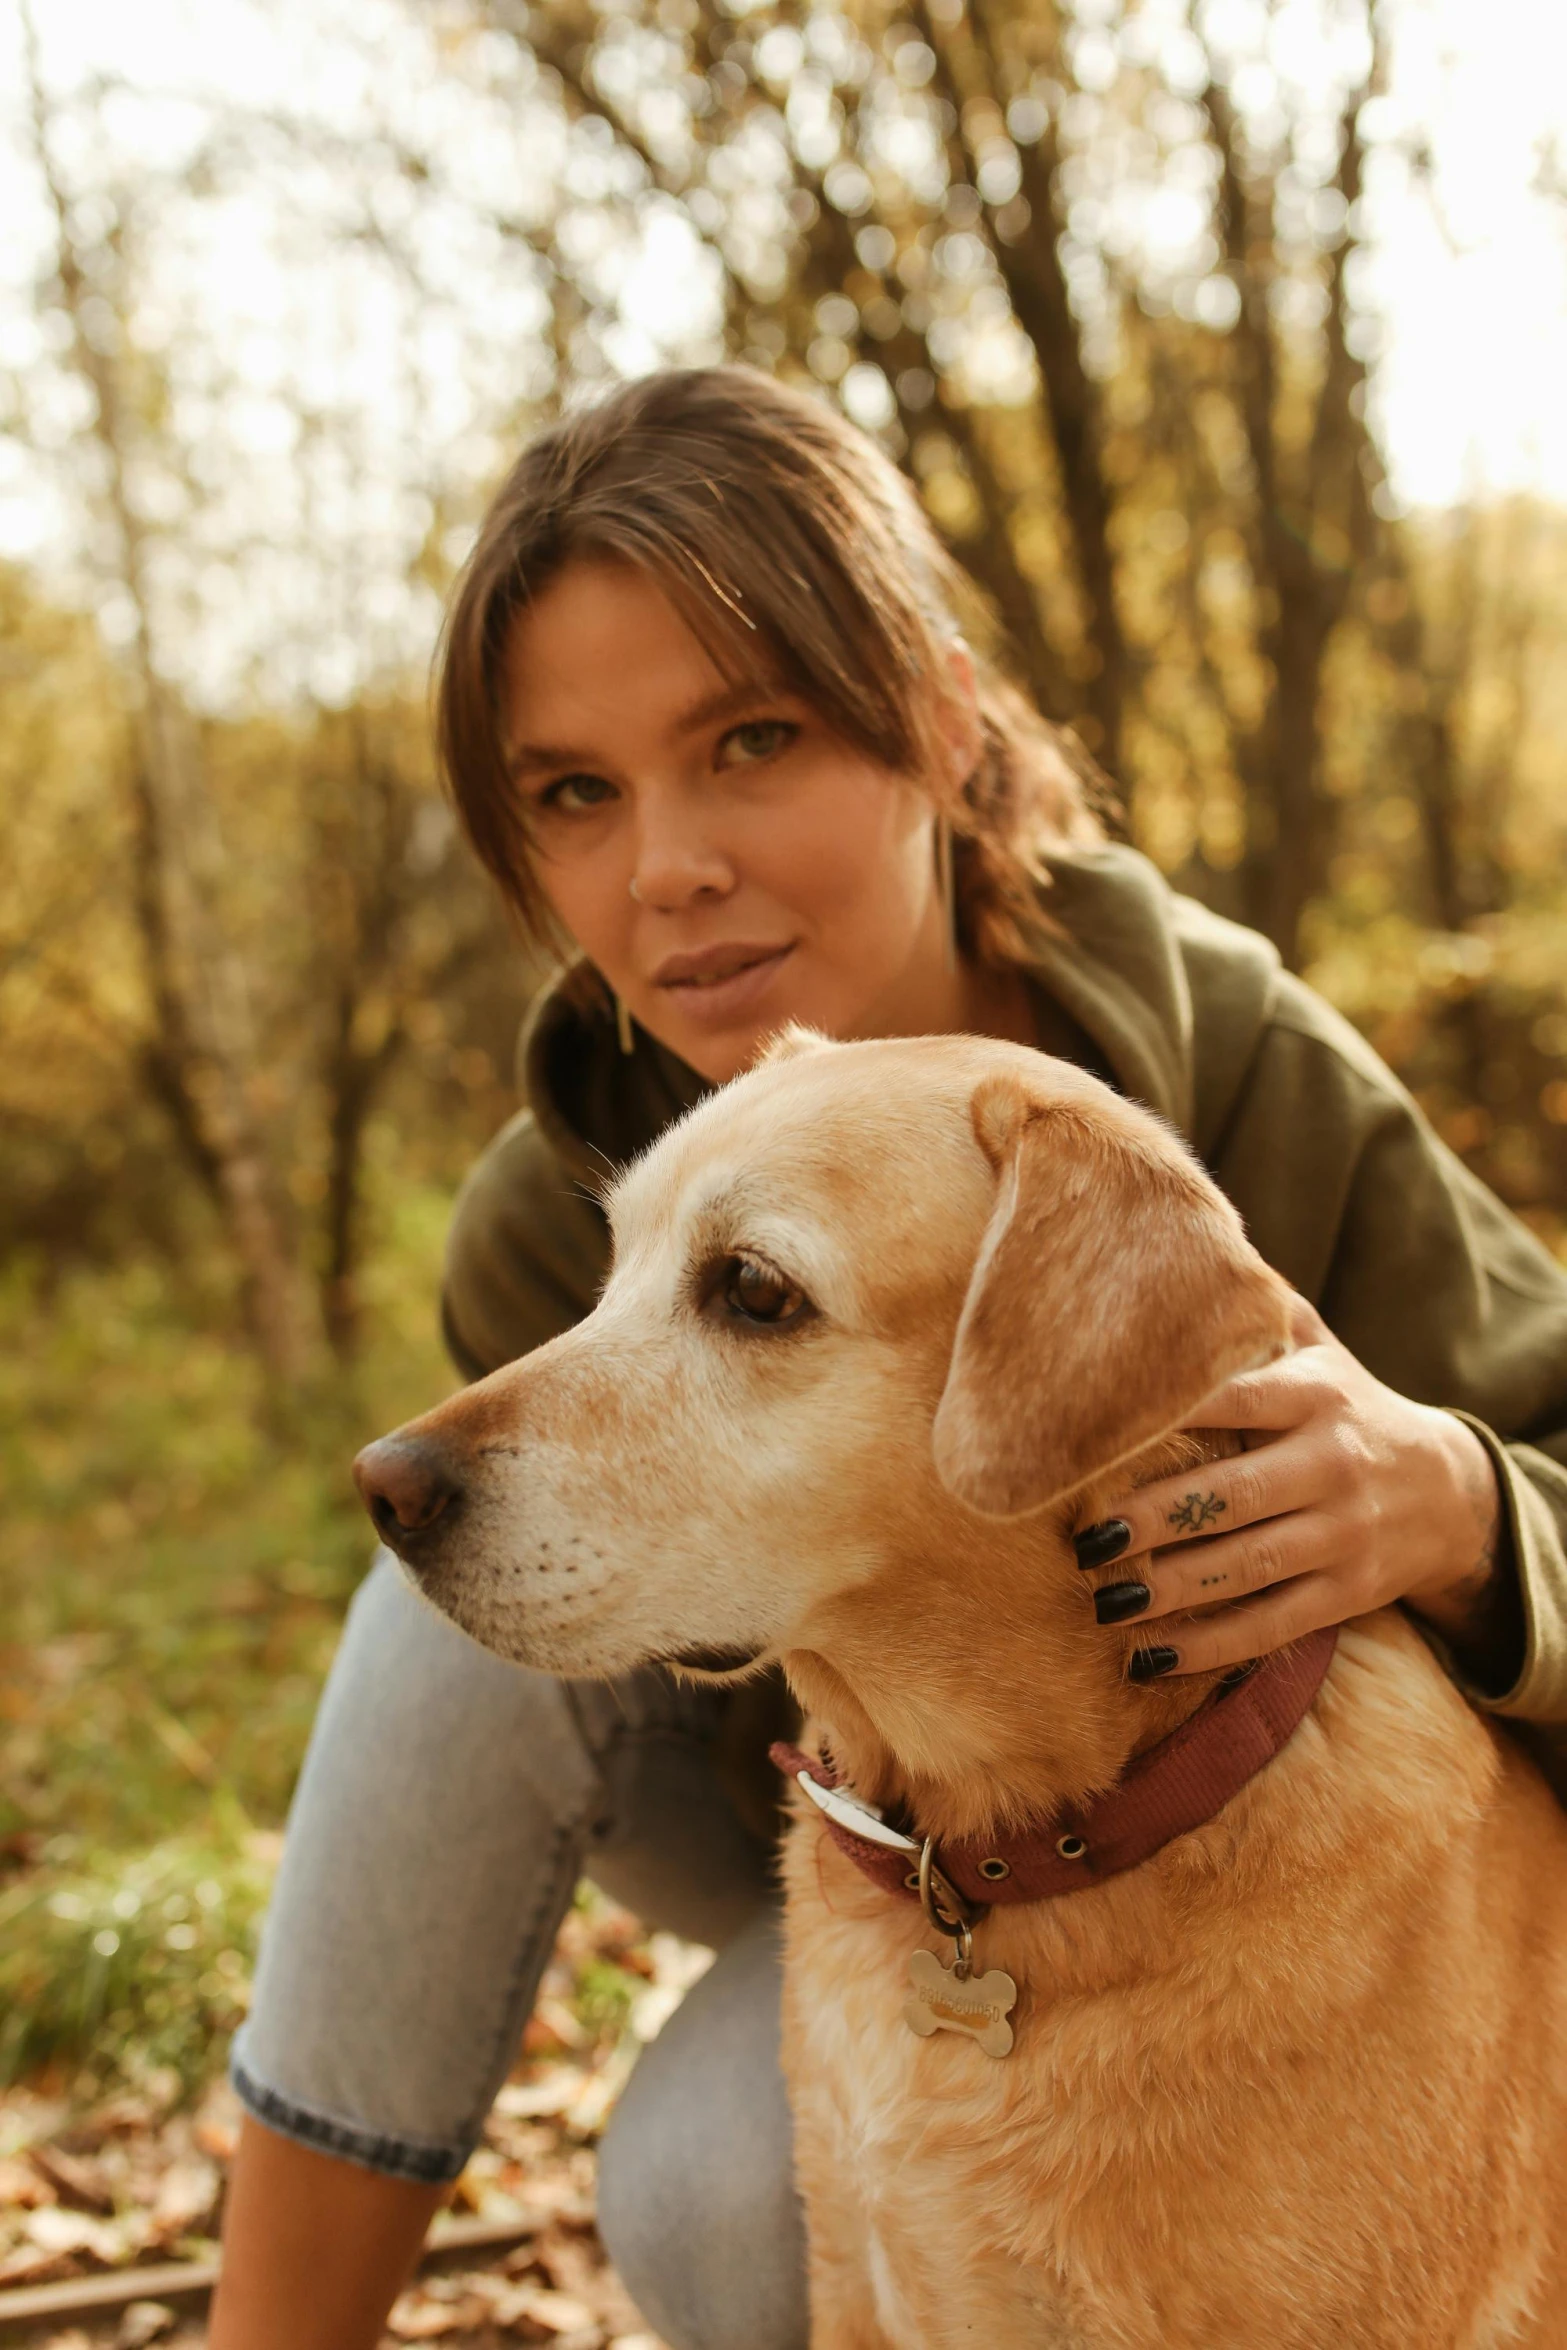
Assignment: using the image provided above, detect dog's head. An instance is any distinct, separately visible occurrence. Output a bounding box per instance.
[355,1032,1291,1707]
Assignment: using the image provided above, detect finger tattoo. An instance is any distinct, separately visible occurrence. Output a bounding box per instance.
[1169,1491,1227,1534]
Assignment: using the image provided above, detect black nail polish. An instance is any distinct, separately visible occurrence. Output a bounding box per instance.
[1128,1645,1180,1683]
[1073,1519,1131,1570]
[1094,1580,1151,1625]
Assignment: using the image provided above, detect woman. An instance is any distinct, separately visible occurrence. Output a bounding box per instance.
[210,367,1567,2350]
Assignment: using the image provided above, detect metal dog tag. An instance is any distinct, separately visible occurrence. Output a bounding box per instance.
[904,1947,1017,2059]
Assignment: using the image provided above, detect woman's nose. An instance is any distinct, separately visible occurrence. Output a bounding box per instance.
[628,809,735,911]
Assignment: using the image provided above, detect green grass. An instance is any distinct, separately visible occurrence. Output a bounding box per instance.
[0,1812,273,2092]
[0,1180,461,2088]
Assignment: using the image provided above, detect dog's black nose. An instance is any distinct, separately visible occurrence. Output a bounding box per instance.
[353,1435,461,1553]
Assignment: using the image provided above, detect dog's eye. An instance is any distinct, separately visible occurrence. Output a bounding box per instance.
[721,1257,808,1326]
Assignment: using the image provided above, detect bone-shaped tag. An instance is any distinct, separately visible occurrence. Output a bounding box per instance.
[903,1947,1017,2059]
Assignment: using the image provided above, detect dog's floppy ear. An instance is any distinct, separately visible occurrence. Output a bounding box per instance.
[932,1071,1293,1518]
[755,1022,832,1068]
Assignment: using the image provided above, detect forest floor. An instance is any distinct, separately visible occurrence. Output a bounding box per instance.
[0,1890,697,2348]
[0,1219,700,2349]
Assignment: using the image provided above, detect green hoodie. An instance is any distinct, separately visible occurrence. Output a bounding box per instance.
[441,845,1567,1774]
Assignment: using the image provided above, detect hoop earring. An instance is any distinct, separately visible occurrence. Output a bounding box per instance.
[615,994,635,1056]
[935,810,957,973]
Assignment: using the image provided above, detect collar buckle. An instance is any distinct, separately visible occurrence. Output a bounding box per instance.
[917,1836,985,1978]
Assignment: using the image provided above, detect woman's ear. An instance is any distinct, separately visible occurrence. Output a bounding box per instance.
[931,1071,1293,1518]
[935,638,982,789]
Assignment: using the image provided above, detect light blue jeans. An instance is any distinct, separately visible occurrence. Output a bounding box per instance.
[232,1554,807,2350]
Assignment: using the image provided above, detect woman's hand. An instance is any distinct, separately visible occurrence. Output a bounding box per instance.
[1074,1299,1523,1687]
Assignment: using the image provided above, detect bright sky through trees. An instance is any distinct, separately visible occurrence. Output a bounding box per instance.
[1,0,1564,704]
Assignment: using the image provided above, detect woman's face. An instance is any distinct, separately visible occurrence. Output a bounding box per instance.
[500,558,971,1085]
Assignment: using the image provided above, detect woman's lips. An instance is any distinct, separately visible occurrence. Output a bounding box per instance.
[653,943,796,1026]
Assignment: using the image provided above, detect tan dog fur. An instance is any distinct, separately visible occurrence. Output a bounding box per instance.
[376,1033,1567,2349]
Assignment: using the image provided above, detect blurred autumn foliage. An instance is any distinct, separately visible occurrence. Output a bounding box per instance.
[3,0,1567,2096]
[6,0,1567,1404]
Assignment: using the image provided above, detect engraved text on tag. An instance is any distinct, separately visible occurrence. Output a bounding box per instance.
[903,1947,1017,2059]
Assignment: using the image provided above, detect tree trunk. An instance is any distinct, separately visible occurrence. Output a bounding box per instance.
[1205,57,1377,966]
[911,0,1129,769]
[319,993,393,1363]
[22,1,303,1386]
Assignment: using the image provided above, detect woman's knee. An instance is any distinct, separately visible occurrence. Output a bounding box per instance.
[596,1910,807,2350]
[239,1555,605,2160]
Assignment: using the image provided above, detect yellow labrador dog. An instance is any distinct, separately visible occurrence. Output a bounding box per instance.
[357,1033,1567,2350]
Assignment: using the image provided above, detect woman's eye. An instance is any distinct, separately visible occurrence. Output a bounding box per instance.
[538,772,617,814]
[720,1257,809,1326]
[715,719,797,770]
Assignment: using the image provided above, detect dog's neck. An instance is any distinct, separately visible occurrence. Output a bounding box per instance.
[780,1431,1239,1848]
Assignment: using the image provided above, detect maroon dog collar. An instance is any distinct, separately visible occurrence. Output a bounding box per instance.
[771,1625,1338,1907]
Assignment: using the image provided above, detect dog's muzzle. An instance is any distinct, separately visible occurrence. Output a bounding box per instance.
[352,1434,463,1565]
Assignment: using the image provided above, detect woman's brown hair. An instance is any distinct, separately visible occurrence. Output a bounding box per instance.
[435,365,1111,965]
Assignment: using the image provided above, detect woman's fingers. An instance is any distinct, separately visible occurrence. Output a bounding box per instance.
[1098,1511,1350,1631]
[1069,1299,1385,1681]
[1072,1439,1323,1572]
[1122,1570,1340,1681]
[1180,1333,1341,1438]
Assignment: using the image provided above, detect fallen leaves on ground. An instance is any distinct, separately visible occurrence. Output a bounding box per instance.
[1,1890,706,2347]
[0,2084,223,2289]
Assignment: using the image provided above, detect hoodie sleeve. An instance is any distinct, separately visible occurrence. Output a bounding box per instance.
[1209,976,1567,1728]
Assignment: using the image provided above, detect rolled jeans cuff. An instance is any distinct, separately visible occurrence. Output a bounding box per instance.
[228,2041,472,2185]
